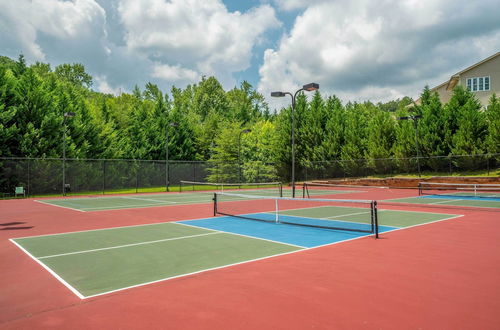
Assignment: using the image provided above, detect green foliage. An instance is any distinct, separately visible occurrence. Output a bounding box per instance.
[0,54,498,186]
[206,122,240,183]
[55,63,92,88]
[485,94,500,155]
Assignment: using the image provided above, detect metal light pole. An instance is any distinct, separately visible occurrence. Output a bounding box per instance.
[62,112,75,196]
[238,129,252,182]
[397,115,422,177]
[271,83,319,197]
[166,122,179,191]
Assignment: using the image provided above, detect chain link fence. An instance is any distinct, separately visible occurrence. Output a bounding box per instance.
[1,154,498,197]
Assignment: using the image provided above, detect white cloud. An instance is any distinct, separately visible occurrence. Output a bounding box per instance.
[0,0,106,61]
[151,63,200,83]
[271,0,325,11]
[0,0,280,93]
[94,75,125,95]
[117,0,280,87]
[259,0,500,108]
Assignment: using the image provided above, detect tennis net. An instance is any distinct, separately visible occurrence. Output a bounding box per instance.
[302,182,387,198]
[180,180,283,197]
[213,192,379,237]
[418,182,500,199]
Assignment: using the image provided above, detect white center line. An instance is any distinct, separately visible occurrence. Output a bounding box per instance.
[38,232,221,259]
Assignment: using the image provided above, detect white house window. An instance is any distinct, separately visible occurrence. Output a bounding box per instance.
[466,76,491,91]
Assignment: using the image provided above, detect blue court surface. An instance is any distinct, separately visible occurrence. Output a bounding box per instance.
[178,215,397,248]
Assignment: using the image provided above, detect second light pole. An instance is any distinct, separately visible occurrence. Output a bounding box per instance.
[166,122,179,191]
[62,111,75,196]
[271,83,319,197]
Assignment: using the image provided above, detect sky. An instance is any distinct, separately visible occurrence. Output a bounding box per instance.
[1,0,499,110]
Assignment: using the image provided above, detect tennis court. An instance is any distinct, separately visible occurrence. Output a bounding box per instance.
[12,194,460,299]
[35,182,363,212]
[385,182,500,209]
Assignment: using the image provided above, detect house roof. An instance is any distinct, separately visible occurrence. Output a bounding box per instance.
[445,52,500,90]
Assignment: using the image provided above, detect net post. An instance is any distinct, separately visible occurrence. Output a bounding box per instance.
[275,198,279,223]
[373,201,379,239]
[418,182,422,196]
[279,182,283,197]
[213,193,217,216]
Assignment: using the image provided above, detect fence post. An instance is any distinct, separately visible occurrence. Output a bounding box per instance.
[102,160,106,194]
[27,158,31,197]
[135,160,139,193]
[193,162,196,182]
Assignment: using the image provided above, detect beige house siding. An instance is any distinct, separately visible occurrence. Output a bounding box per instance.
[415,52,500,107]
[458,54,500,106]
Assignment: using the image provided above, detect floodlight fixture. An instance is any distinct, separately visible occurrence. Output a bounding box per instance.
[270,82,320,197]
[302,83,319,91]
[62,112,76,196]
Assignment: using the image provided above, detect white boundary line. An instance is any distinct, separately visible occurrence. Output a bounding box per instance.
[376,214,465,235]
[176,221,306,249]
[83,244,305,299]
[84,222,383,299]
[13,221,186,240]
[9,208,469,300]
[34,199,86,212]
[80,203,179,211]
[122,196,178,204]
[9,239,86,299]
[38,232,222,259]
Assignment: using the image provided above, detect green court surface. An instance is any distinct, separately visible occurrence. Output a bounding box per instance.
[302,188,363,197]
[13,222,301,298]
[385,196,500,209]
[12,206,460,298]
[36,188,362,212]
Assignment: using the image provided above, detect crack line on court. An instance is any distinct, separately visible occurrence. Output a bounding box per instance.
[37,231,222,259]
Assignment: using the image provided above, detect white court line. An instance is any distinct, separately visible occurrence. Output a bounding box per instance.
[84,242,307,299]
[427,198,465,205]
[38,232,221,259]
[9,239,86,299]
[34,200,86,212]
[376,214,465,235]
[13,222,197,240]
[122,196,179,204]
[10,207,468,300]
[81,202,190,211]
[176,221,306,249]
[325,210,371,219]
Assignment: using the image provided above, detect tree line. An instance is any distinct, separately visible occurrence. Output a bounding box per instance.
[1,55,498,183]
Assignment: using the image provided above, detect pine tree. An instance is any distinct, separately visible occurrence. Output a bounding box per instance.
[449,86,487,170]
[485,94,500,156]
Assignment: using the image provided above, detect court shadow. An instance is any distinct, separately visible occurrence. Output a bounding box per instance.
[0,222,26,226]
[1,226,34,230]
